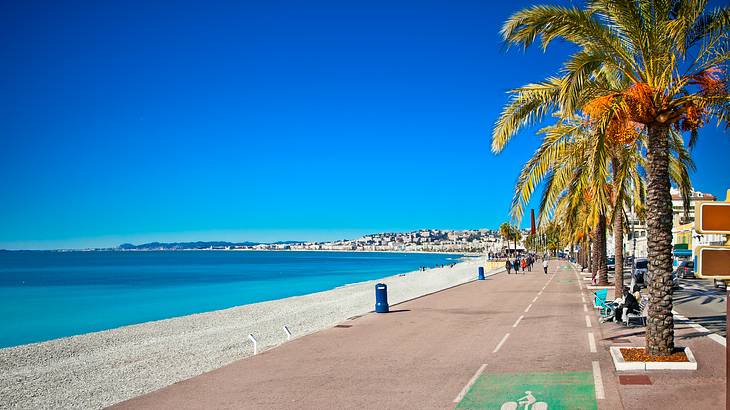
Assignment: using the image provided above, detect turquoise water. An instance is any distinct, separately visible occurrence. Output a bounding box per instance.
[0,250,461,348]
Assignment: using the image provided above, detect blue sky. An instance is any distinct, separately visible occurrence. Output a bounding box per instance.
[1,0,728,249]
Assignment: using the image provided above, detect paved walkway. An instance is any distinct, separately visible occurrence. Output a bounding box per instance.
[112,261,724,409]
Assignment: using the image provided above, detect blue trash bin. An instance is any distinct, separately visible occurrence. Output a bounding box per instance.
[478,266,485,280]
[375,283,389,313]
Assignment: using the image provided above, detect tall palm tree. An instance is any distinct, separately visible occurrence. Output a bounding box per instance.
[507,120,613,284]
[496,0,729,356]
[499,222,514,254]
[512,226,522,253]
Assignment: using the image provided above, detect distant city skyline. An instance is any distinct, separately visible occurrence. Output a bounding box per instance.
[0,227,505,251]
[1,0,728,250]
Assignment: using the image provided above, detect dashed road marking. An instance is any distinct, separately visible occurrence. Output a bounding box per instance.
[493,333,510,353]
[524,304,533,313]
[592,361,605,400]
[512,315,524,328]
[585,315,592,328]
[672,310,727,347]
[709,333,726,346]
[453,364,487,403]
[587,332,596,353]
[583,304,588,312]
[532,296,538,303]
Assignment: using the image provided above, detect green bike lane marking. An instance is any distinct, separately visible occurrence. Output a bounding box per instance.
[456,371,597,410]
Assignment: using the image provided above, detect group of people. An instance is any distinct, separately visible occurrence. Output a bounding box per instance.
[504,254,551,275]
[602,286,642,323]
[419,263,456,271]
[504,255,537,274]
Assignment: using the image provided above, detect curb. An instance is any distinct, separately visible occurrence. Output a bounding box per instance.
[609,346,698,371]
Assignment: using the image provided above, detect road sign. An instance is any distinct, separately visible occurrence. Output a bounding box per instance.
[694,189,730,279]
[694,202,730,234]
[695,247,730,278]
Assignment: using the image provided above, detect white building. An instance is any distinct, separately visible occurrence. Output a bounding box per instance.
[671,188,717,226]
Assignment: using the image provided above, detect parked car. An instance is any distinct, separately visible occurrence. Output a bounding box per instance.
[634,258,649,285]
[714,279,727,289]
[639,261,680,288]
[607,257,615,272]
[674,261,695,279]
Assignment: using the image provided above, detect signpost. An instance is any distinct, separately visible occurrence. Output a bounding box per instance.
[695,247,730,277]
[693,190,730,279]
[693,189,730,404]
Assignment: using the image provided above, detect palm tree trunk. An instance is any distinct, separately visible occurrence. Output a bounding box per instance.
[645,124,674,356]
[588,237,592,275]
[593,215,608,285]
[612,158,624,298]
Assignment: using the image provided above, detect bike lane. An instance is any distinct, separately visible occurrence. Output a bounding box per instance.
[455,260,623,410]
[112,261,617,409]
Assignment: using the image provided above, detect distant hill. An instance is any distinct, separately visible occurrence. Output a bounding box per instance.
[117,240,302,250]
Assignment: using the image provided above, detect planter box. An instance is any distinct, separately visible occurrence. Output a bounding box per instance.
[609,346,697,371]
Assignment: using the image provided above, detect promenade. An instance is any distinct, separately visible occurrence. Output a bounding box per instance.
[113,260,725,409]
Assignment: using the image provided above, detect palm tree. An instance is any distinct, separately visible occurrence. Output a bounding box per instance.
[512,226,522,253]
[506,120,615,284]
[496,0,729,355]
[499,222,514,255]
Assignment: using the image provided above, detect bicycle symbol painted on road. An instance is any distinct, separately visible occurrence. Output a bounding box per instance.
[455,371,596,409]
[500,391,548,410]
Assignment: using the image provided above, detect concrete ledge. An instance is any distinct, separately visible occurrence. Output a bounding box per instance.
[586,285,613,290]
[610,347,645,371]
[609,346,698,371]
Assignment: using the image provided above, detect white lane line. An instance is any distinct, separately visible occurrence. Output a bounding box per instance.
[583,304,588,312]
[453,363,487,403]
[532,296,539,303]
[709,334,727,346]
[524,304,533,313]
[581,295,586,303]
[493,333,510,353]
[672,309,727,347]
[512,315,524,328]
[592,361,605,399]
[588,332,597,353]
[585,315,592,328]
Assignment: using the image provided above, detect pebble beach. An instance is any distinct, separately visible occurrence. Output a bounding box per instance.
[0,257,501,409]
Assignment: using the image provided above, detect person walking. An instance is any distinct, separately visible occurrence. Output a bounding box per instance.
[521,258,527,273]
[505,259,512,275]
[543,258,549,275]
[513,258,520,273]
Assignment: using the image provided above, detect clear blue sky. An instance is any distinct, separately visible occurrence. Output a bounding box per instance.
[1,0,727,249]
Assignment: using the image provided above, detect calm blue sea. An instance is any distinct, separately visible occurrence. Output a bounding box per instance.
[0,250,461,348]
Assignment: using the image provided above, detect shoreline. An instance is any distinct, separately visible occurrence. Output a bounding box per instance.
[38,249,478,256]
[1,258,502,409]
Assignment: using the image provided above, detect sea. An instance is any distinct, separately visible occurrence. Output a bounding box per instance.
[0,250,462,348]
